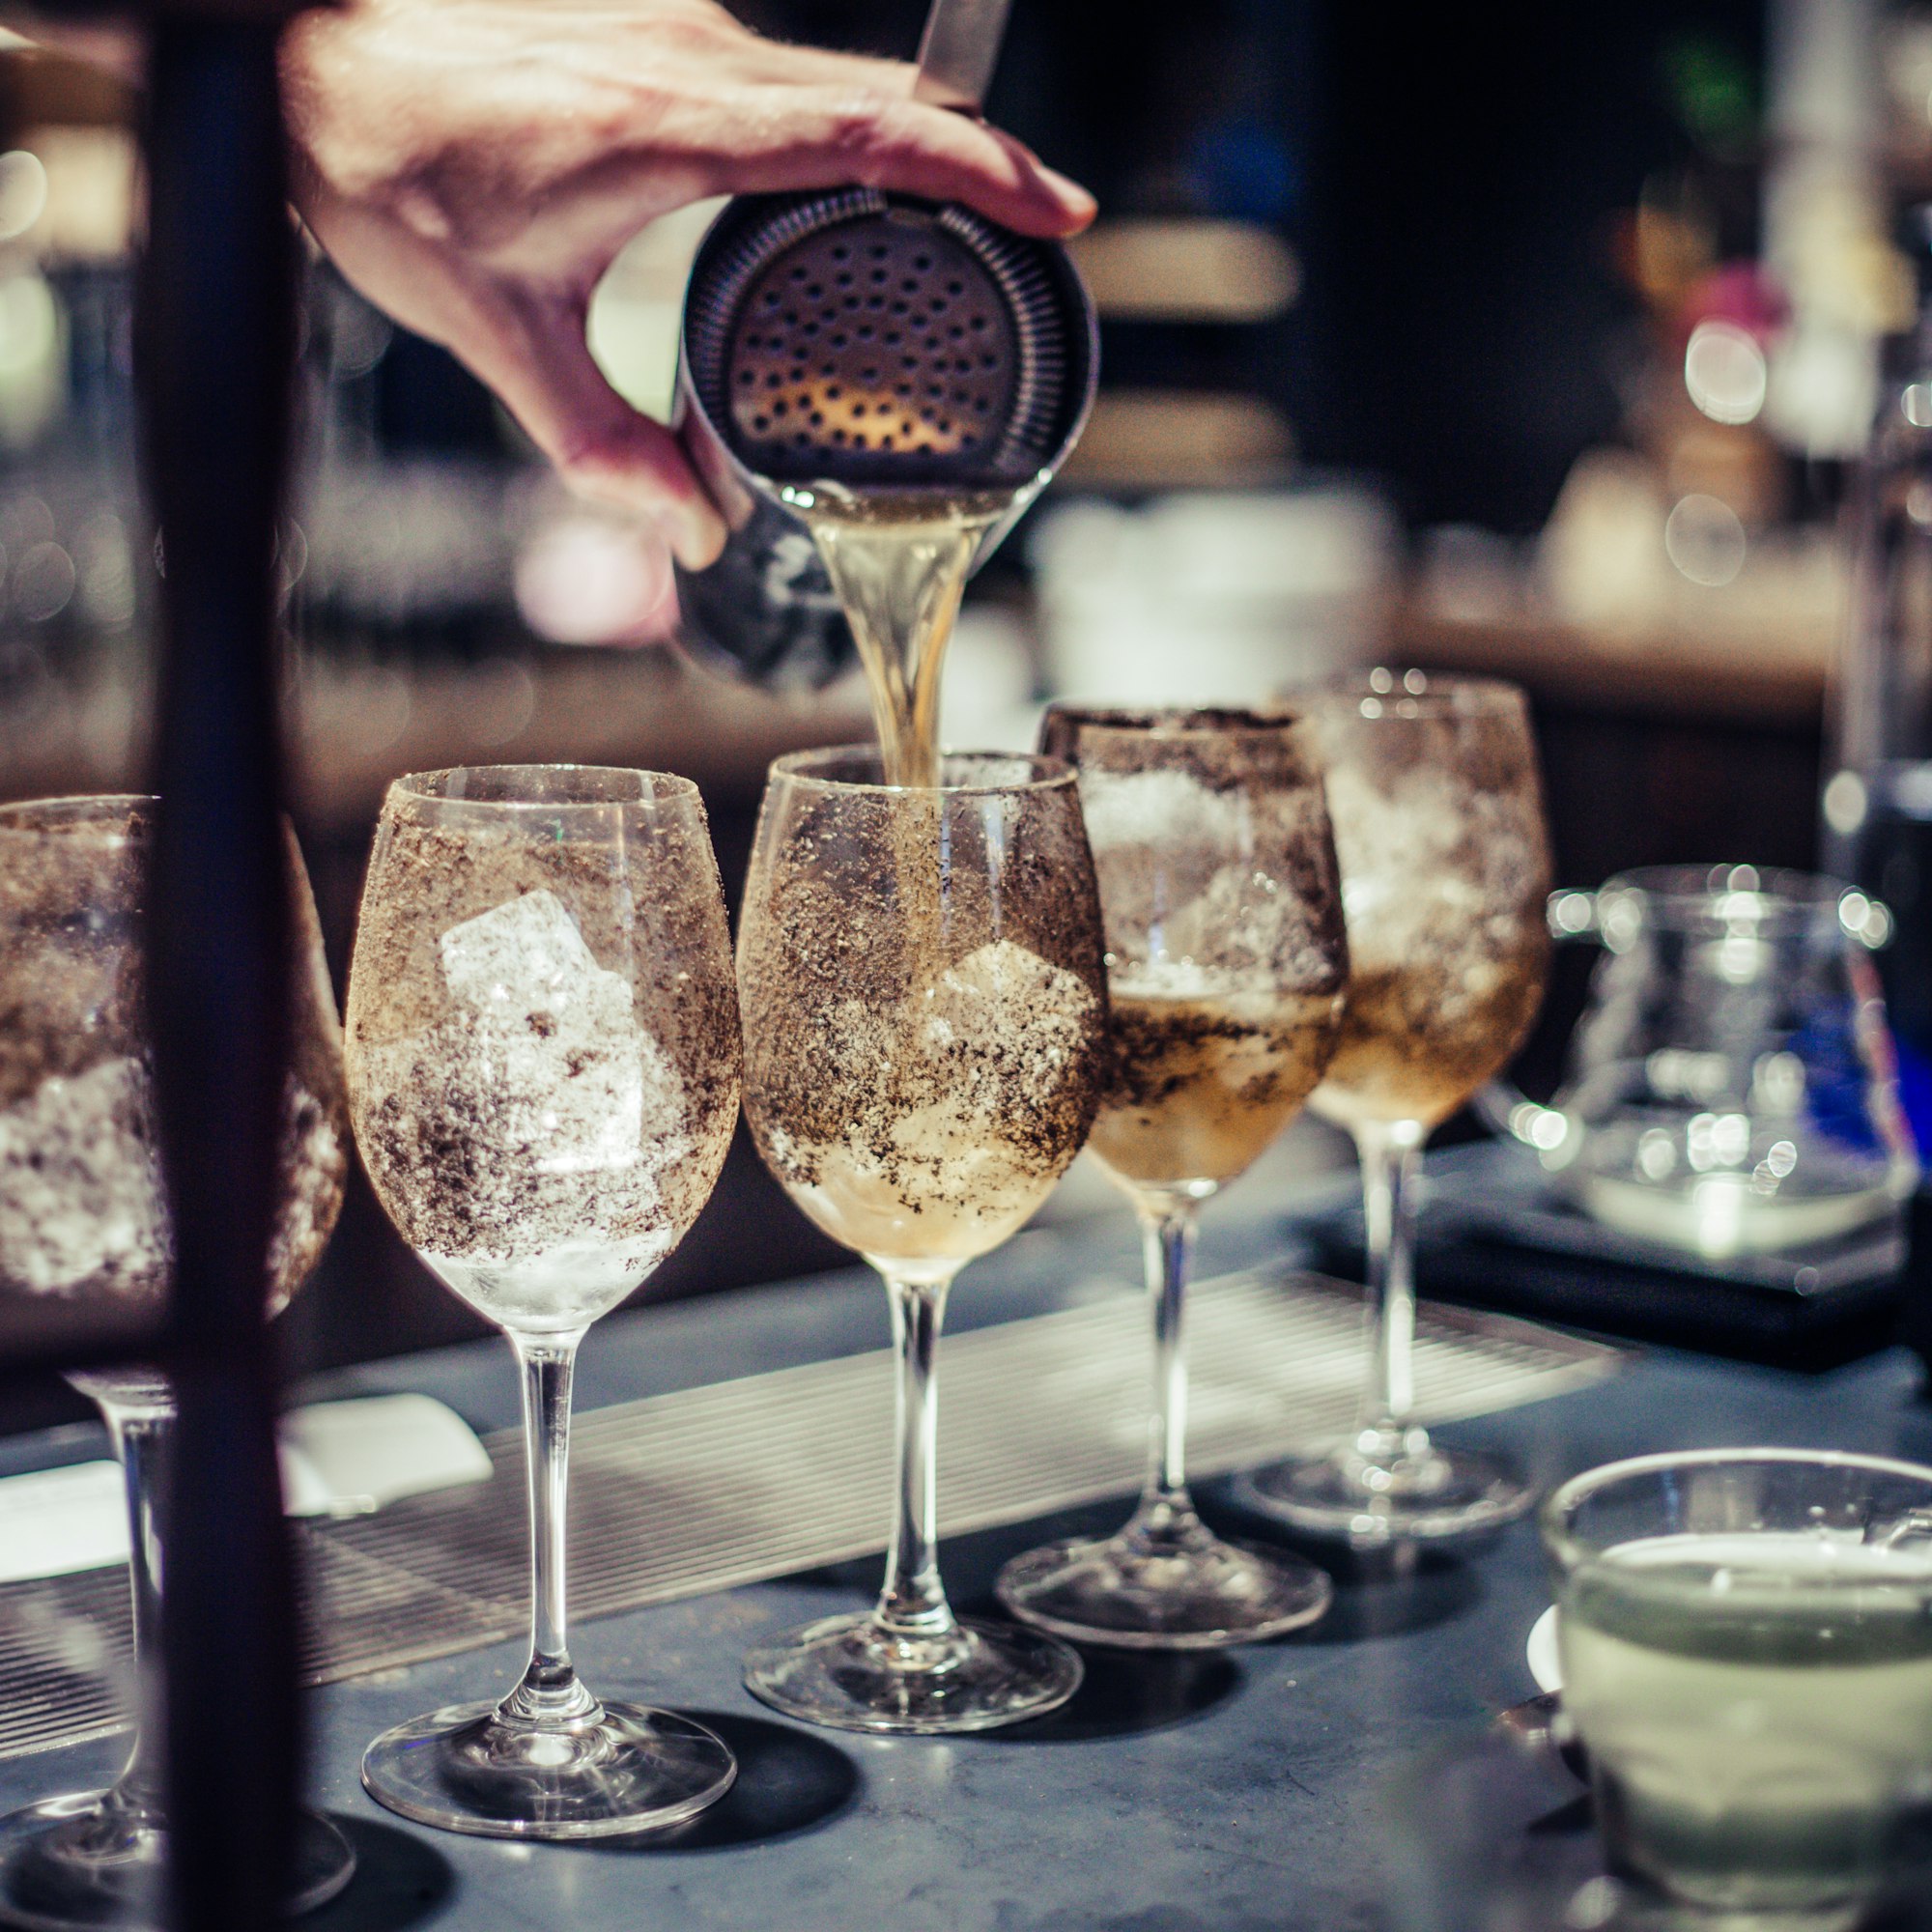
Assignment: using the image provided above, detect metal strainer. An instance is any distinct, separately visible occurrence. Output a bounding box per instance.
[685,189,1088,490]
[670,0,1097,683]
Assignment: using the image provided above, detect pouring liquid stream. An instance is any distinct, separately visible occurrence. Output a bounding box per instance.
[782,480,1031,1069]
[786,484,1015,790]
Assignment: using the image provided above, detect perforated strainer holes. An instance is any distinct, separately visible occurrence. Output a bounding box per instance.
[725,215,1018,471]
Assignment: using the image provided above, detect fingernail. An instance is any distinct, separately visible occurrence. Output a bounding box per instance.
[668,497,726,572]
[1041,166,1097,221]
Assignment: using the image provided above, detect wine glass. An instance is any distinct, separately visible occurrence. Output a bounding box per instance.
[345,766,742,1838]
[1242,673,1552,1543]
[995,706,1348,1648]
[736,748,1108,1732]
[0,795,355,1930]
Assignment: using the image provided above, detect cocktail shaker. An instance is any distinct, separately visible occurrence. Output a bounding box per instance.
[668,0,1097,687]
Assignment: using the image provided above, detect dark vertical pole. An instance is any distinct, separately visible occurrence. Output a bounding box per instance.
[137,18,300,1932]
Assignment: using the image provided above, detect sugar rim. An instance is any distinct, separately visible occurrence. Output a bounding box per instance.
[387,764,701,812]
[768,745,1079,798]
[1042,703,1317,741]
[0,794,153,840]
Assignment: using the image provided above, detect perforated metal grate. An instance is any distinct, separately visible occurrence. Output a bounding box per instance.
[686,191,1079,487]
[0,1271,1621,1759]
[727,219,1017,466]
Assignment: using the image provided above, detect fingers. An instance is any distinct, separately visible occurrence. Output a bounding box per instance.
[726,34,917,100]
[696,23,1096,235]
[668,71,1097,240]
[710,91,1096,237]
[458,283,727,569]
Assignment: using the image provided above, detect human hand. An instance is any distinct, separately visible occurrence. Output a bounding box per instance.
[281,0,1096,568]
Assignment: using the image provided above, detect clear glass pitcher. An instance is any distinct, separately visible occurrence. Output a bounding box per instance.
[1495,866,1918,1256]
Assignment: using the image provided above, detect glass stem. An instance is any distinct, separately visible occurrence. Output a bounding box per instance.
[875,1271,958,1642]
[96,1390,172,1820]
[501,1332,598,1726]
[1356,1122,1426,1445]
[1134,1197,1200,1535]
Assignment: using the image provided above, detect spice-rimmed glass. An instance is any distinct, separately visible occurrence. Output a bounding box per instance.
[995,706,1347,1648]
[737,748,1108,1732]
[346,765,742,1837]
[0,795,355,1929]
[1242,674,1551,1544]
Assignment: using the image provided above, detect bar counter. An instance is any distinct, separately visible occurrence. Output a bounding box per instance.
[2,1197,1927,1931]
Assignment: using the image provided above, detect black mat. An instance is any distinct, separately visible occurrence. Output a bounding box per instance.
[1293,1138,1908,1369]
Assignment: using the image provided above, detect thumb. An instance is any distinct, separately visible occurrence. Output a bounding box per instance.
[453,282,727,570]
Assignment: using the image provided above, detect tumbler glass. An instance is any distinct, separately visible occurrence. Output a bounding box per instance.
[1544,1448,1932,1919]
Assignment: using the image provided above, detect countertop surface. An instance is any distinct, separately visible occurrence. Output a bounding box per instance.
[2,1202,1928,1932]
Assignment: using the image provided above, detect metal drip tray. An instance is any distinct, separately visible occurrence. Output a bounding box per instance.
[0,1271,1620,1759]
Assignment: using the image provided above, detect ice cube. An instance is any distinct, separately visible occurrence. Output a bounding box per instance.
[350,885,698,1309]
[440,891,607,1016]
[433,890,687,1175]
[0,1057,170,1298]
[920,939,1099,1109]
[1078,768,1242,859]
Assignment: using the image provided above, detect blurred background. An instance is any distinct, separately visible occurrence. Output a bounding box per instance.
[0,0,1918,1391]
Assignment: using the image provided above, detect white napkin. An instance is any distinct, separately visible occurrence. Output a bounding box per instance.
[279,1393,495,1517]
[0,1393,494,1582]
[1526,1604,1563,1693]
[0,1460,128,1581]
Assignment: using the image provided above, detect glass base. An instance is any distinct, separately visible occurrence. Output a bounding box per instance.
[995,1508,1334,1650]
[360,1698,736,1841]
[1239,1429,1536,1545]
[742,1613,1083,1735]
[0,1791,354,1930]
[1570,1888,1861,1932]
